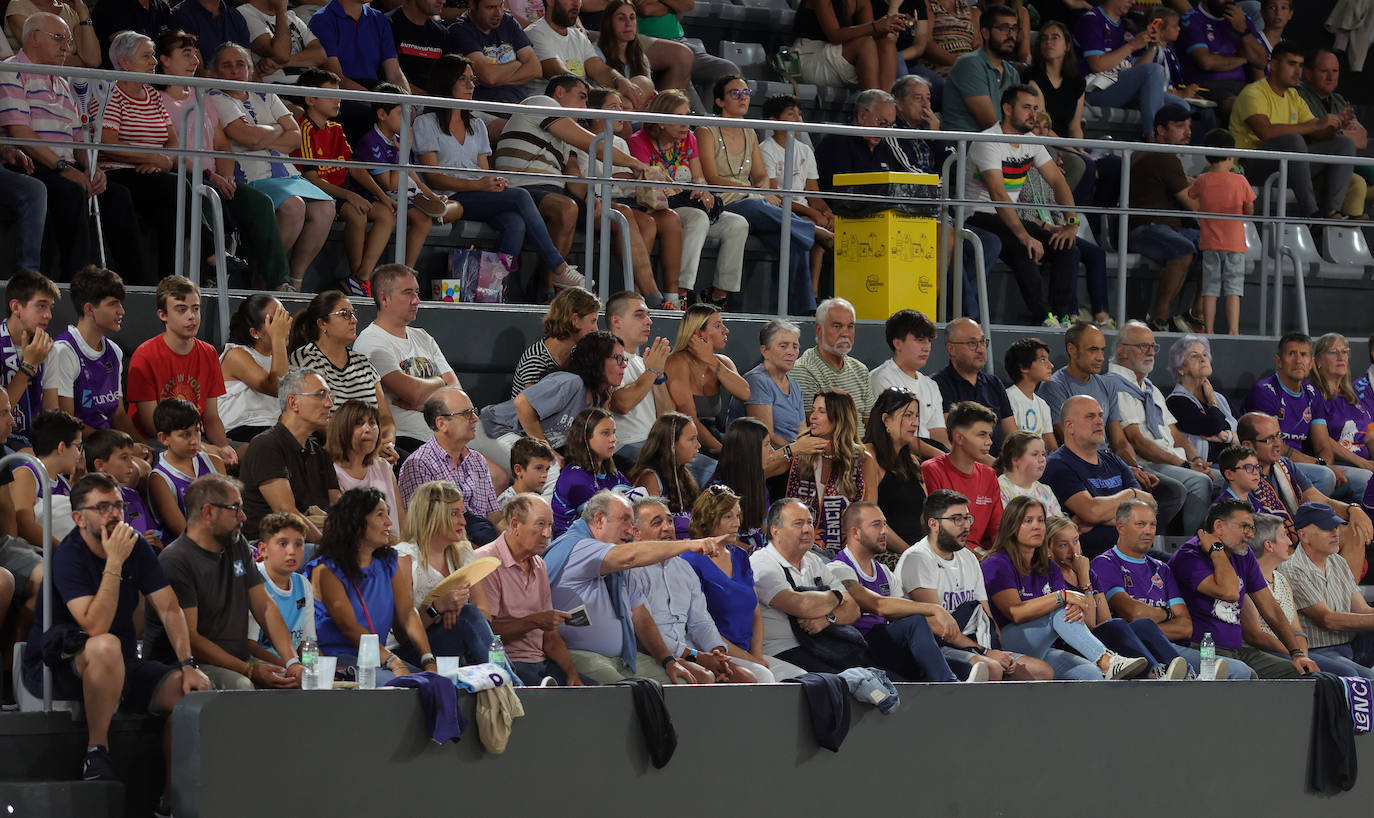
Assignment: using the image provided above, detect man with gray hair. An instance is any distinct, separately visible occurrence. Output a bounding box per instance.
[238,368,339,542]
[397,386,499,521]
[543,489,726,683]
[815,89,904,191]
[792,297,874,434]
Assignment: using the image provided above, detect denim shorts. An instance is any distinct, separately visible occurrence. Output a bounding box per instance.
[1128,223,1200,264]
[1201,250,1246,296]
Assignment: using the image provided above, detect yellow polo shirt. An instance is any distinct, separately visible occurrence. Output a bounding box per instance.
[1229,79,1315,151]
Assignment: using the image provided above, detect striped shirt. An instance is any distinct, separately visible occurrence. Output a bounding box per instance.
[0,51,82,161]
[92,83,173,170]
[791,346,875,436]
[490,94,569,188]
[966,122,1052,216]
[511,339,557,398]
[287,343,380,409]
[1278,543,1362,650]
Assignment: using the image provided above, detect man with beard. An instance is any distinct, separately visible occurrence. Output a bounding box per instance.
[1107,320,1217,536]
[523,0,646,105]
[896,489,1052,680]
[20,473,211,783]
[792,298,874,435]
[829,502,988,682]
[962,85,1080,327]
[942,3,1021,133]
[142,474,303,691]
[1168,497,1319,678]
[1178,0,1269,110]
[932,317,1016,464]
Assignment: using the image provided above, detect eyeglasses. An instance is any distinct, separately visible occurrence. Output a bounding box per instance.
[989,23,1020,33]
[1253,433,1281,444]
[330,309,358,322]
[610,353,628,365]
[41,31,73,45]
[1121,342,1161,354]
[210,502,245,513]
[1325,347,1352,357]
[295,388,334,402]
[437,408,479,421]
[726,88,753,99]
[950,338,989,349]
[935,514,976,526]
[78,501,130,516]
[1233,522,1256,533]
[1228,463,1261,475]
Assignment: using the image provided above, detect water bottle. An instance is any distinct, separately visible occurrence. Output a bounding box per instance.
[357,633,379,690]
[1199,632,1217,681]
[299,639,319,690]
[488,636,509,670]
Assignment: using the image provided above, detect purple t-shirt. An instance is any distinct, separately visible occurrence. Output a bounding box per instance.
[551,466,628,536]
[1092,547,1184,611]
[1178,6,1262,85]
[122,485,157,544]
[1073,6,1132,77]
[1168,537,1267,649]
[829,548,893,634]
[0,319,43,437]
[1243,373,1319,454]
[981,551,1069,629]
[354,125,402,201]
[52,328,123,430]
[1311,386,1374,461]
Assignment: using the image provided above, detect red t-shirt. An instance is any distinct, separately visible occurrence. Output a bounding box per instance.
[294,116,352,189]
[922,455,1004,552]
[126,336,226,425]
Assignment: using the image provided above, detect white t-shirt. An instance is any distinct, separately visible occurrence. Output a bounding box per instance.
[1006,385,1053,438]
[209,90,294,183]
[353,323,455,442]
[238,4,318,83]
[966,123,1053,215]
[1108,364,1184,461]
[612,352,656,446]
[390,539,475,649]
[751,543,845,656]
[867,358,945,438]
[44,325,123,401]
[895,536,987,613]
[758,137,816,207]
[523,18,599,96]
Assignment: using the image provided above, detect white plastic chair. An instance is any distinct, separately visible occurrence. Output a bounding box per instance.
[1244,220,1263,263]
[1315,224,1373,280]
[13,642,83,717]
[720,41,767,79]
[1281,224,1323,267]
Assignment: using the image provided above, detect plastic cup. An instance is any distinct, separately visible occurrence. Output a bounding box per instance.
[314,656,337,689]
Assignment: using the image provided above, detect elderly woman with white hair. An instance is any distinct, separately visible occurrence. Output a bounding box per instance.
[90,30,182,282]
[1164,334,1237,464]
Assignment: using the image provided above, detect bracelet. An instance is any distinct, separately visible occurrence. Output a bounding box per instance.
[1056,590,1065,608]
[419,653,436,666]
[832,589,844,607]
[244,658,259,676]
[645,366,664,377]
[1289,648,1308,658]
[1162,607,1176,622]
[660,654,676,669]
[102,569,121,580]
[284,657,301,670]
[871,19,877,32]
[387,654,405,667]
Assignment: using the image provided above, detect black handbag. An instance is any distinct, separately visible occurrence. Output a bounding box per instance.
[782,570,872,669]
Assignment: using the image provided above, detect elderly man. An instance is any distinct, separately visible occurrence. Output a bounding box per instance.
[1230,42,1354,221]
[1241,332,1345,498]
[354,265,460,458]
[20,473,211,783]
[544,490,724,684]
[830,502,988,682]
[142,474,303,691]
[1093,498,1251,678]
[473,493,583,686]
[931,317,1016,464]
[752,498,864,673]
[1107,320,1217,534]
[397,387,500,520]
[1277,501,1374,678]
[942,3,1021,133]
[1297,49,1370,217]
[629,497,761,682]
[815,89,905,187]
[239,368,340,542]
[1169,497,1320,678]
[792,297,874,431]
[1236,411,1372,584]
[963,84,1079,326]
[0,13,144,280]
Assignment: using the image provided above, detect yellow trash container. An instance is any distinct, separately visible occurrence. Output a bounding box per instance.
[831,171,941,321]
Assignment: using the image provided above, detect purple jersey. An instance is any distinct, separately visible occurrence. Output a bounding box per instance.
[1178,6,1262,85]
[1168,537,1267,649]
[1243,373,1318,454]
[1073,6,1133,77]
[150,452,216,538]
[354,125,403,201]
[1312,381,1374,460]
[551,466,628,536]
[830,548,894,634]
[1092,547,1184,611]
[981,551,1069,629]
[53,329,123,431]
[121,486,156,544]
[0,320,44,437]
[18,463,69,497]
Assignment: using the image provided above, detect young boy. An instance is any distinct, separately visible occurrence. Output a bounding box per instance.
[0,269,60,440]
[43,265,142,440]
[760,94,833,299]
[1003,337,1058,450]
[85,429,161,550]
[149,398,224,540]
[354,82,462,272]
[868,308,949,460]
[1217,444,1265,510]
[11,409,83,548]
[126,276,238,467]
[921,401,1004,556]
[1188,129,1255,335]
[248,511,316,655]
[499,437,557,508]
[294,68,398,298]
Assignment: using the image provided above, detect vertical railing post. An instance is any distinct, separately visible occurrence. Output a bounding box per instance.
[395,101,411,265]
[1115,147,1131,332]
[174,99,200,281]
[598,118,615,293]
[187,87,207,276]
[584,132,603,288]
[196,184,229,346]
[953,138,968,319]
[779,129,795,316]
[1273,159,1289,332]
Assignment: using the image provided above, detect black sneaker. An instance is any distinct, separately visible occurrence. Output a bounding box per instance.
[82,745,116,781]
[153,795,173,818]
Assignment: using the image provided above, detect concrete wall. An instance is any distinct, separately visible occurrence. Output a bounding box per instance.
[170,680,1371,818]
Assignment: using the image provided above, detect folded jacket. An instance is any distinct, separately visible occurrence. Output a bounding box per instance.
[784,672,850,752]
[613,677,677,768]
[477,683,525,754]
[384,671,466,744]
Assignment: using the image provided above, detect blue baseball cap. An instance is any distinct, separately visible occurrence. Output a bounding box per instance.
[1293,502,1343,531]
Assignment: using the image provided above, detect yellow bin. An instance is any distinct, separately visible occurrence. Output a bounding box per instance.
[832,171,940,321]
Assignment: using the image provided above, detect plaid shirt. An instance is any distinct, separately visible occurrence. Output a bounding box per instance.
[397,436,499,517]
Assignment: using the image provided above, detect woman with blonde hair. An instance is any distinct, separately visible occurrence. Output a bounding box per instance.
[664,304,751,456]
[327,400,404,536]
[510,287,602,397]
[393,480,495,667]
[1308,333,1374,492]
[787,390,878,558]
[981,495,1148,680]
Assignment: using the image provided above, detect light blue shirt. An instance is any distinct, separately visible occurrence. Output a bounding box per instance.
[551,536,637,658]
[731,363,804,441]
[627,558,725,657]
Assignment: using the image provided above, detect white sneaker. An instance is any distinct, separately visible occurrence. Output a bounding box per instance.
[552,264,585,290]
[1211,658,1229,680]
[1105,653,1149,680]
[1160,657,1188,680]
[539,676,558,687]
[965,662,990,683]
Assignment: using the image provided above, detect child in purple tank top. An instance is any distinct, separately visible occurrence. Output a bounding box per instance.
[12,409,83,548]
[149,399,224,541]
[85,429,164,549]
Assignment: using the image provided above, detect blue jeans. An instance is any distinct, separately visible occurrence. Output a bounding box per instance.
[1085,62,1190,139]
[1176,645,1255,679]
[1091,617,1183,671]
[1310,632,1374,679]
[724,197,816,315]
[395,602,495,667]
[999,609,1105,680]
[1336,466,1374,507]
[1297,461,1338,498]
[1128,223,1199,265]
[1070,237,1109,316]
[865,615,960,682]
[1142,461,1221,535]
[0,166,46,270]
[959,224,1001,320]
[450,188,567,271]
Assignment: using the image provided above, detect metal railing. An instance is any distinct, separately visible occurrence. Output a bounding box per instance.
[0,453,53,711]
[0,60,1364,334]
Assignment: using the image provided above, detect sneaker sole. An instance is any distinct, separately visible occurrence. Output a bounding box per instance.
[1165,657,1188,680]
[965,662,990,683]
[1212,658,1229,680]
[1109,656,1150,680]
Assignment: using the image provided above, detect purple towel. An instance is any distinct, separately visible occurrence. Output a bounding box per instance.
[385,671,467,744]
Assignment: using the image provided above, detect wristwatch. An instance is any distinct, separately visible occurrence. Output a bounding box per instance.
[55,159,73,173]
[825,612,837,624]
[1209,543,1227,554]
[1315,457,1328,466]
[425,604,441,620]
[179,657,199,669]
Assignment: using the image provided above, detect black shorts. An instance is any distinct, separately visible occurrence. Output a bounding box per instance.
[524,183,572,206]
[23,652,178,715]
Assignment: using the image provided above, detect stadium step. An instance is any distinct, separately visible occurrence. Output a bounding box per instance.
[0,780,125,817]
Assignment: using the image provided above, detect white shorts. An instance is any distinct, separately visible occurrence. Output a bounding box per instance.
[794,37,858,87]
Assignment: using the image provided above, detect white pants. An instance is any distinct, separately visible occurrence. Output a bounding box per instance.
[678,207,747,292]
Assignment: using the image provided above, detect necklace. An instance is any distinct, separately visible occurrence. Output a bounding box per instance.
[713,126,750,181]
